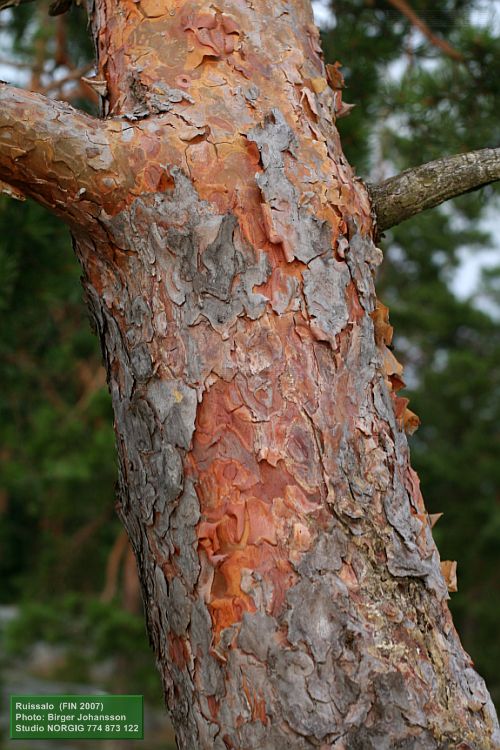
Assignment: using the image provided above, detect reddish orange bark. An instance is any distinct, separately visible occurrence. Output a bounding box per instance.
[0,1,499,748]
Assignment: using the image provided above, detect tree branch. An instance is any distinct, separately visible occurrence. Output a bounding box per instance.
[368,148,500,233]
[386,0,464,62]
[0,83,120,223]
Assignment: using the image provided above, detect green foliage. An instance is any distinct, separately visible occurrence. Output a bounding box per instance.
[4,594,163,705]
[386,28,500,164]
[480,263,500,314]
[6,0,92,68]
[0,196,117,601]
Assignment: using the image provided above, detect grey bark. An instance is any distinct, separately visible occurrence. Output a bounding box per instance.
[369,147,500,233]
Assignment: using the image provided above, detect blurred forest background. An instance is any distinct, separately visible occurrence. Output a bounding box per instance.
[0,0,499,747]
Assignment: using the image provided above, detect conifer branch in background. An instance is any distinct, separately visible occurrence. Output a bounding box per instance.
[386,0,465,61]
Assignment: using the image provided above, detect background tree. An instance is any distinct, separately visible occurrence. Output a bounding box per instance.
[0,0,499,747]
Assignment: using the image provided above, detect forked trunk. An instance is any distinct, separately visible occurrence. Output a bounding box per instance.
[1,0,498,747]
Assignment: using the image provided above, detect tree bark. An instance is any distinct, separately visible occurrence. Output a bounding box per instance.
[1,1,499,748]
[0,84,132,222]
[369,147,500,233]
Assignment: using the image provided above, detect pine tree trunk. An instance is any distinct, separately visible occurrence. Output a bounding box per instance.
[1,0,499,747]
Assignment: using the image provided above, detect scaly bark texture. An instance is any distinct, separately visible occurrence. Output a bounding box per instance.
[1,1,499,748]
